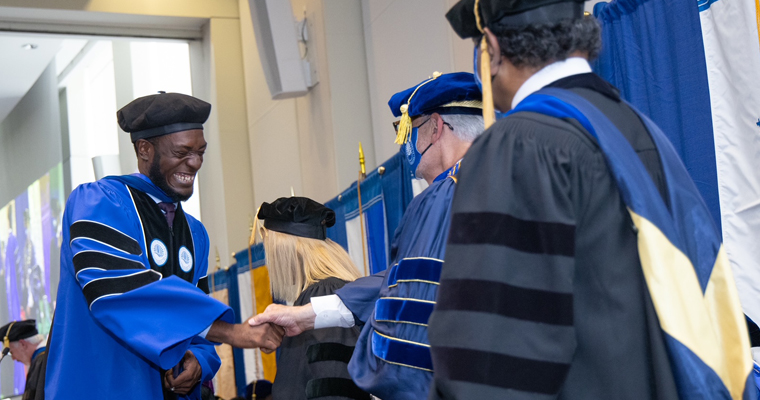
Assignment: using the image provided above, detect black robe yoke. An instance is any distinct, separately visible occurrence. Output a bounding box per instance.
[272,278,370,400]
[427,74,679,399]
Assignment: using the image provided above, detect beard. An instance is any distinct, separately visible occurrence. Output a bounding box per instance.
[147,153,191,202]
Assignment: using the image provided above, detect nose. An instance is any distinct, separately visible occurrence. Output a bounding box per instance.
[186,153,203,171]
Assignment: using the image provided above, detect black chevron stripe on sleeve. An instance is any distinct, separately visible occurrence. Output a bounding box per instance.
[82,270,161,307]
[70,220,142,255]
[73,251,145,274]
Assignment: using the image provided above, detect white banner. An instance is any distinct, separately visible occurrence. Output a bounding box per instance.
[700,0,760,322]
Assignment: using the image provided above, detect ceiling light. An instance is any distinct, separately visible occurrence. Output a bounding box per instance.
[21,44,38,50]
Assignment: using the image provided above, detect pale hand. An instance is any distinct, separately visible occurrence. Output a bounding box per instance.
[248,303,316,337]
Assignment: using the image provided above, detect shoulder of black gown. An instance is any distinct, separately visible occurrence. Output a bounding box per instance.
[546,73,668,203]
[295,277,349,306]
[24,349,47,400]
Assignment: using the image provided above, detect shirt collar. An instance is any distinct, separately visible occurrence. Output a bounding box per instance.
[511,57,593,110]
[146,193,178,208]
[137,174,178,207]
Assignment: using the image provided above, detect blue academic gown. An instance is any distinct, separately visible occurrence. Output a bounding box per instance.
[45,174,233,399]
[336,163,458,400]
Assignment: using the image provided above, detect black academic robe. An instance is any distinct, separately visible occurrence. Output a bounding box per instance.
[272,277,370,400]
[428,73,679,399]
[23,348,46,400]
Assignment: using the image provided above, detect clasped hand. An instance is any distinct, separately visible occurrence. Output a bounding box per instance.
[163,351,202,395]
[248,303,316,337]
[206,320,285,352]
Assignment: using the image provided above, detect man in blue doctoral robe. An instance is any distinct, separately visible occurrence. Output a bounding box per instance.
[250,73,484,399]
[45,92,283,399]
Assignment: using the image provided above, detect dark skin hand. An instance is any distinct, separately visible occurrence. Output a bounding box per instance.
[163,350,202,395]
[205,320,285,353]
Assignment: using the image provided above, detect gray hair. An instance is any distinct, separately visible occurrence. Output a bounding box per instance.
[24,334,44,345]
[441,114,485,142]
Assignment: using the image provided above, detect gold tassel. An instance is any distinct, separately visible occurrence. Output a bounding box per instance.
[480,36,495,129]
[394,72,443,145]
[395,105,413,145]
[3,321,16,349]
[474,0,495,129]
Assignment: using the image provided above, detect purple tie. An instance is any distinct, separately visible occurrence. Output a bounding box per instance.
[158,202,176,228]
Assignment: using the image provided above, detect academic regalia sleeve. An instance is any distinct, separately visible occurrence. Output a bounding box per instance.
[63,182,234,371]
[334,177,455,326]
[428,114,604,399]
[188,336,221,383]
[185,223,222,382]
[181,219,222,394]
[334,271,385,324]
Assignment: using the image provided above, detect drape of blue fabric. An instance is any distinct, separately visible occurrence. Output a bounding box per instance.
[592,0,721,230]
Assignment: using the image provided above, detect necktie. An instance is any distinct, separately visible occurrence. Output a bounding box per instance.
[158,202,176,229]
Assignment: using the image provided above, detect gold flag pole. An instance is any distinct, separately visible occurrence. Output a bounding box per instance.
[210,246,221,294]
[248,214,258,313]
[247,213,264,379]
[357,143,369,276]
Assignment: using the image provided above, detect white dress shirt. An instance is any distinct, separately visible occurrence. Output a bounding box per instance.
[511,57,593,110]
[311,294,355,329]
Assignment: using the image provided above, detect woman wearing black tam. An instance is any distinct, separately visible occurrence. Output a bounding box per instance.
[255,197,369,400]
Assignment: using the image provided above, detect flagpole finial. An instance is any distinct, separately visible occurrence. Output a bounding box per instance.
[290,186,295,197]
[359,142,366,179]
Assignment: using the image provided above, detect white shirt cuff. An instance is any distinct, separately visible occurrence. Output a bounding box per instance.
[311,294,355,329]
[199,324,211,339]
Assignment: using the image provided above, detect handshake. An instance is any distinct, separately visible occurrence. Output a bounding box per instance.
[206,319,286,353]
[162,304,318,395]
[208,303,318,351]
[163,319,290,395]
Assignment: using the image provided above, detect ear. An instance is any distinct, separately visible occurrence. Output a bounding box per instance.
[430,113,444,143]
[484,28,502,75]
[135,139,154,163]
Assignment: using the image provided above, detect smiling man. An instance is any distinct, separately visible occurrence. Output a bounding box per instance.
[45,92,283,400]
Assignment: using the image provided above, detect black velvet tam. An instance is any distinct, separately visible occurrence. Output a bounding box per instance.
[117,92,212,142]
[258,197,336,240]
[0,320,37,344]
[447,0,585,39]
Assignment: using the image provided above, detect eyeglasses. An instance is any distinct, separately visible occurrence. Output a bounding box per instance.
[392,116,453,133]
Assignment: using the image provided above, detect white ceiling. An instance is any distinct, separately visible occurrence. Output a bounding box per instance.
[0,32,62,123]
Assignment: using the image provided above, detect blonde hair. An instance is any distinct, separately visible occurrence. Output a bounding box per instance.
[260,227,361,304]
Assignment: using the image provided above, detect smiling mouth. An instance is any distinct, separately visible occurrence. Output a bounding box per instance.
[174,173,195,186]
